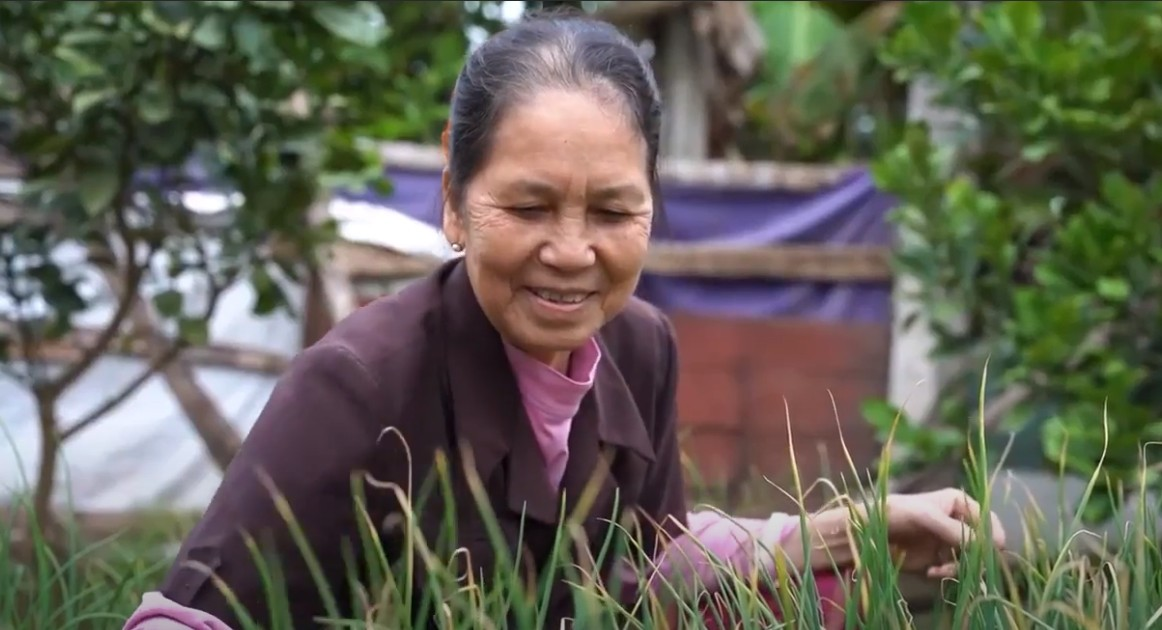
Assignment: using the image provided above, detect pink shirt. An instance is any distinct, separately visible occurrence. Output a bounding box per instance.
[124,338,842,629]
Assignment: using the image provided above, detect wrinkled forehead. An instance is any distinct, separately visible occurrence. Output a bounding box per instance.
[470,88,652,199]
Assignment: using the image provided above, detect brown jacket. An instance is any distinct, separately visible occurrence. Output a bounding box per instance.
[160,258,688,628]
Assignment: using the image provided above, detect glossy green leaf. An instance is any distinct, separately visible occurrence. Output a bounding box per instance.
[53,45,104,79]
[232,15,271,60]
[71,88,114,115]
[76,163,121,215]
[310,3,388,47]
[191,13,229,49]
[152,289,184,318]
[137,84,174,125]
[178,316,209,345]
[1095,277,1130,302]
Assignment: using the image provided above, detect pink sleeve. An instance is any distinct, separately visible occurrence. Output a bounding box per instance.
[122,593,235,630]
[642,510,795,588]
[628,511,846,626]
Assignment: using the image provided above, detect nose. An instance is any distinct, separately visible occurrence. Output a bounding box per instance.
[538,216,596,271]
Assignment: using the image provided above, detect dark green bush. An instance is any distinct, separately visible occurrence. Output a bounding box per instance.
[871,0,1162,522]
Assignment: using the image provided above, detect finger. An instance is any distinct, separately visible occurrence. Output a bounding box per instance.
[947,494,1007,548]
[954,502,1007,550]
[922,510,1008,564]
[938,489,1008,549]
[927,562,958,580]
[919,511,976,549]
[944,489,982,525]
[990,511,1007,549]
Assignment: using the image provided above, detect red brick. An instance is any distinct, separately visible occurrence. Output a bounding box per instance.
[760,431,881,509]
[670,314,743,368]
[749,372,880,438]
[677,428,742,488]
[744,320,889,376]
[675,368,742,432]
[664,312,890,510]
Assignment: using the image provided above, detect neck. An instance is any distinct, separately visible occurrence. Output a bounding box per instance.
[529,348,571,373]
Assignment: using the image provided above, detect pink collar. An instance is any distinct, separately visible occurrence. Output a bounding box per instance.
[503,337,601,423]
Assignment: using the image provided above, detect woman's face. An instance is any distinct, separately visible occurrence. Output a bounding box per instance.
[443,88,654,370]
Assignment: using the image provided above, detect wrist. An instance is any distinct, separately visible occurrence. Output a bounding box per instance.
[782,508,859,571]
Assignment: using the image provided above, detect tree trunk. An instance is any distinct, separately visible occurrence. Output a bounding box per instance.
[31,392,62,540]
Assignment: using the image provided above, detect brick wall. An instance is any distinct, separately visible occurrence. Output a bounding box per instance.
[669,312,890,512]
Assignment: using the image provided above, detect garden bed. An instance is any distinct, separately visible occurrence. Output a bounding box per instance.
[4,454,1161,629]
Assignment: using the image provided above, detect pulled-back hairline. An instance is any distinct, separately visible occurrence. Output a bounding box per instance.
[502,42,641,125]
[446,20,657,208]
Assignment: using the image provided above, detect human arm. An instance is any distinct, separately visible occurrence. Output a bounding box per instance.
[124,342,388,629]
[642,509,850,593]
[737,488,1008,580]
[665,487,1009,596]
[674,511,849,630]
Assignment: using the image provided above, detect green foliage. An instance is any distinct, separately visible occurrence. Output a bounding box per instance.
[740,1,905,163]
[0,1,491,409]
[870,1,1162,520]
[0,0,485,377]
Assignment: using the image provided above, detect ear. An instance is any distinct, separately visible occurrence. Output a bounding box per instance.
[441,168,464,246]
[440,119,451,160]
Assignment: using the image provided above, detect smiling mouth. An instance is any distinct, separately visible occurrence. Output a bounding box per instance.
[527,287,595,305]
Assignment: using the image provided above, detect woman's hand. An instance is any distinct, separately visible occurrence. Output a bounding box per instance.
[883,488,1006,579]
[790,488,1006,579]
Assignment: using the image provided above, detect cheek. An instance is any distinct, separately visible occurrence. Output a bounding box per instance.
[462,209,529,289]
[601,219,652,279]
[463,208,512,246]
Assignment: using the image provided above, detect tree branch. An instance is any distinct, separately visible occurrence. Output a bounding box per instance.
[58,341,184,441]
[45,187,148,397]
[61,239,246,468]
[46,257,146,395]
[0,328,289,374]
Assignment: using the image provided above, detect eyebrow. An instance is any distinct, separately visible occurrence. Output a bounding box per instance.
[591,183,646,206]
[506,179,558,199]
[505,179,646,205]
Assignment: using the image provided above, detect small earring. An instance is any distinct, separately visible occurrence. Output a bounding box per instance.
[451,242,464,253]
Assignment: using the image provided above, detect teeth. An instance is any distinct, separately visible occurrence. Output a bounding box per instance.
[532,289,587,304]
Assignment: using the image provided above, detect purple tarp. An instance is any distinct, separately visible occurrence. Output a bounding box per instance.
[343,166,893,324]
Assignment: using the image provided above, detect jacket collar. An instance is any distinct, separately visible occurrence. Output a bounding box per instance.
[435,258,654,525]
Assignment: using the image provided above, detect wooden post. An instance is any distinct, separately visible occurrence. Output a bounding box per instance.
[657,8,711,160]
[307,198,359,329]
[888,75,975,424]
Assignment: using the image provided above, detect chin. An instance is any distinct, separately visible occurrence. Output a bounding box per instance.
[520,327,595,354]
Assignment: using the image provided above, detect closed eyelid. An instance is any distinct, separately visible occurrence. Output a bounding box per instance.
[492,179,646,204]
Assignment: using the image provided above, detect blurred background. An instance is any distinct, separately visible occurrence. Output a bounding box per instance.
[2,2,1160,595]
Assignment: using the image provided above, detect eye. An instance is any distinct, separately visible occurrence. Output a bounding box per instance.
[593,208,631,221]
[508,205,549,217]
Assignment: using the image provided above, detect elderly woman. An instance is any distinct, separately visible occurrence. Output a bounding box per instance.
[125,12,1004,630]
